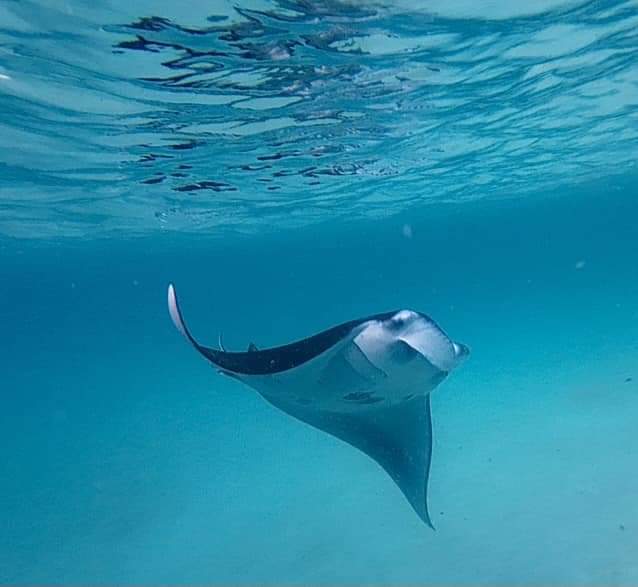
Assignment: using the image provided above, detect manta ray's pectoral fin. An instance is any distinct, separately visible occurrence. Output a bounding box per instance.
[260,391,435,527]
[168,283,226,366]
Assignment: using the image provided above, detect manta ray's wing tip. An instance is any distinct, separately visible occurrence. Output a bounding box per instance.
[167,282,188,339]
[167,284,218,366]
[418,501,435,530]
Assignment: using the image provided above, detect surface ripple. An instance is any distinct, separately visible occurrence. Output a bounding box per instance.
[0,0,637,238]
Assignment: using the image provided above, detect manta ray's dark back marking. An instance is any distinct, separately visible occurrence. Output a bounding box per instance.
[197,311,398,376]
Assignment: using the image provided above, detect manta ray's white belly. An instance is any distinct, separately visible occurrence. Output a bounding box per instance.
[241,324,448,413]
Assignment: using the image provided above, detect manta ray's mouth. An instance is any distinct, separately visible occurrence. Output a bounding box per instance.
[395,318,465,373]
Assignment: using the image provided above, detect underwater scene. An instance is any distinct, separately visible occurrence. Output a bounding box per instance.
[2,0,638,584]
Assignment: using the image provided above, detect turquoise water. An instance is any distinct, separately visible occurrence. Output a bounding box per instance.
[2,0,638,584]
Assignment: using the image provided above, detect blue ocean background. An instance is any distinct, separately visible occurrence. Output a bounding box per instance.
[2,0,638,583]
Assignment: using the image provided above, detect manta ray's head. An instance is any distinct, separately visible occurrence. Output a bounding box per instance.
[382,309,470,373]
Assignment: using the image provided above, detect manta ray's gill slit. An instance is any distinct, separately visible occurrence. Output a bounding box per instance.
[342,391,385,404]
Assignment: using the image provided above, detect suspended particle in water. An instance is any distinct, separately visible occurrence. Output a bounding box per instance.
[402,223,413,239]
[575,260,586,270]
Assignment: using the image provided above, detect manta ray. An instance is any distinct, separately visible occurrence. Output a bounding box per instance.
[167,284,469,527]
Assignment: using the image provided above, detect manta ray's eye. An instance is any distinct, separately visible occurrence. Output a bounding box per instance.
[389,316,406,330]
[391,310,413,329]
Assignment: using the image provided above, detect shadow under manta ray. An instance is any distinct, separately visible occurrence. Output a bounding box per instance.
[167,283,469,527]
